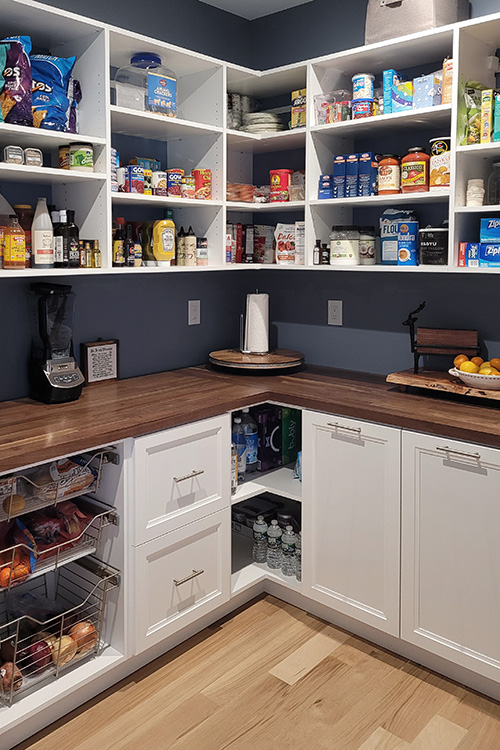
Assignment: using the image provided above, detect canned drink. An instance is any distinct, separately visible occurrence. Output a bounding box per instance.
[117,167,127,192]
[397,220,419,266]
[192,168,212,200]
[181,176,195,199]
[152,171,167,196]
[167,168,184,197]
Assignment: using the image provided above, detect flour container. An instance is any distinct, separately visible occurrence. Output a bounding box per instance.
[364,0,469,45]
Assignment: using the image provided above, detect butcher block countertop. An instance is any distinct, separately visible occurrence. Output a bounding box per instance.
[1,364,500,474]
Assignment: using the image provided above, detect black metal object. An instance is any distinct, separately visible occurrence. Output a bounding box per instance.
[403,301,426,373]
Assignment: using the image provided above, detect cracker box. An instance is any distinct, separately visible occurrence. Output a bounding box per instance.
[291,88,306,129]
[392,81,413,112]
[332,155,346,198]
[383,69,400,115]
[481,89,494,144]
[413,73,442,109]
[480,218,500,243]
[442,58,454,105]
[358,152,379,196]
[345,153,359,198]
[250,405,282,472]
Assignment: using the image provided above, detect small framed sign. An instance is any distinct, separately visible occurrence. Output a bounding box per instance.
[81,339,119,384]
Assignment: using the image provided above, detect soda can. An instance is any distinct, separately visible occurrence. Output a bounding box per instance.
[152,171,167,196]
[167,168,184,197]
[397,220,419,266]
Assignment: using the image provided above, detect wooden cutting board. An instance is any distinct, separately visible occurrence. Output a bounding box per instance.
[386,369,500,402]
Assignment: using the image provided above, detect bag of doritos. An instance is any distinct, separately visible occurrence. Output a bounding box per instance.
[0,44,7,122]
[66,77,82,133]
[0,36,32,126]
[31,54,75,130]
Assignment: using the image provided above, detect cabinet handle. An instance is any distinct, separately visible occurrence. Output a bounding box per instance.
[173,469,205,483]
[173,568,204,586]
[436,446,481,461]
[327,422,362,435]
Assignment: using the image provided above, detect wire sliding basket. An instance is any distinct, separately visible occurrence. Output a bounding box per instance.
[0,498,119,592]
[0,449,119,523]
[0,557,120,706]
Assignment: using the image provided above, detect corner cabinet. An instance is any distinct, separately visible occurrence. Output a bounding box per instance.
[401,432,500,682]
[302,410,401,636]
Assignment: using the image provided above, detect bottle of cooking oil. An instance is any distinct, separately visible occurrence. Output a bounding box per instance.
[4,214,26,269]
[152,209,176,265]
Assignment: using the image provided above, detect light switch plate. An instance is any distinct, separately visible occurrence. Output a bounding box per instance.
[328,300,342,326]
[188,300,201,325]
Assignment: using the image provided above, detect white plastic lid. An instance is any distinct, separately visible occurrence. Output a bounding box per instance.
[234,417,241,423]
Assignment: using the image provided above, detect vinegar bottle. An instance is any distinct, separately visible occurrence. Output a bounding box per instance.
[4,215,26,269]
[32,198,54,269]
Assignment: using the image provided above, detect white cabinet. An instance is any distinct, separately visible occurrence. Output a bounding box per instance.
[132,415,230,545]
[401,431,500,681]
[303,410,401,636]
[133,508,230,655]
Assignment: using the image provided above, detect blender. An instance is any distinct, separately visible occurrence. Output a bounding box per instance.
[28,282,85,404]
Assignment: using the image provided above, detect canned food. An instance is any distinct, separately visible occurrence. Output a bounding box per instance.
[59,145,70,170]
[352,99,374,119]
[352,73,374,101]
[429,137,451,192]
[3,145,23,164]
[152,170,167,196]
[192,168,212,200]
[167,168,184,197]
[125,165,144,193]
[269,169,292,202]
[143,168,152,195]
[181,176,195,199]
[24,147,43,167]
[69,142,94,172]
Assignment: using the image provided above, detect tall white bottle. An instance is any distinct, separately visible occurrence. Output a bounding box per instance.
[32,198,54,269]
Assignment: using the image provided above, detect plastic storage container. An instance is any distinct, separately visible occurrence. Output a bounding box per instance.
[115,53,177,117]
[330,226,360,265]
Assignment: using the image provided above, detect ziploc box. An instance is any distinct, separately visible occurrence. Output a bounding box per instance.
[345,153,359,198]
[458,242,479,267]
[413,73,442,109]
[282,408,301,465]
[383,69,399,115]
[479,244,500,266]
[250,405,282,472]
[333,155,346,198]
[392,81,413,112]
[481,89,494,144]
[358,152,378,196]
[480,217,500,242]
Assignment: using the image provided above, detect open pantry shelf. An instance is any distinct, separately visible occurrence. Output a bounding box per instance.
[231,532,301,596]
[0,124,106,148]
[110,106,223,141]
[111,193,223,208]
[311,104,452,136]
[232,466,301,505]
[227,128,306,154]
[310,191,450,208]
[0,164,106,185]
[226,201,305,213]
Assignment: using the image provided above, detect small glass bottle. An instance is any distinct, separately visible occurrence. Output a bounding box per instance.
[93,239,102,268]
[79,240,87,268]
[4,215,26,269]
[487,162,500,205]
[85,241,93,269]
[313,238,321,265]
[320,243,330,265]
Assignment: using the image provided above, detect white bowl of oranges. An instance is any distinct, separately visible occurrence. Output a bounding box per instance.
[449,354,500,389]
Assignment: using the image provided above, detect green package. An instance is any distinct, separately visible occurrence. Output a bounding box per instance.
[282,408,301,465]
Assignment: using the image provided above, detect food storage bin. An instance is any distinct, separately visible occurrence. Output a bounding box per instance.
[115,53,177,116]
[364,0,469,45]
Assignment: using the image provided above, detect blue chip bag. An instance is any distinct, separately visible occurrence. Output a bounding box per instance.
[31,53,76,130]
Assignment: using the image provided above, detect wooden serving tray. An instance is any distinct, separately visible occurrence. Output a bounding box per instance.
[386,369,500,402]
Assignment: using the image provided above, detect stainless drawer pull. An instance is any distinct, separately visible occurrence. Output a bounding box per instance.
[327,422,362,435]
[173,469,205,483]
[174,568,204,586]
[436,446,481,461]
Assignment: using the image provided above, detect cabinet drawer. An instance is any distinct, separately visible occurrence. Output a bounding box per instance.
[133,508,230,654]
[133,415,230,544]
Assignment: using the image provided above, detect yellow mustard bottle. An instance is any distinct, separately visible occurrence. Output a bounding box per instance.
[152,209,176,265]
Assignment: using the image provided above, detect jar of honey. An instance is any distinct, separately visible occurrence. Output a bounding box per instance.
[401,147,430,193]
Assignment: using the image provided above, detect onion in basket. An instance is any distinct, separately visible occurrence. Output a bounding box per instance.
[0,662,22,692]
[51,635,77,666]
[69,621,98,655]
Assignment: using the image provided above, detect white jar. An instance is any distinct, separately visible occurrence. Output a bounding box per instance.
[330,225,360,265]
[359,226,376,265]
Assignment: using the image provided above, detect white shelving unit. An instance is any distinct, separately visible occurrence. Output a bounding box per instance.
[232,465,301,504]
[0,1,499,274]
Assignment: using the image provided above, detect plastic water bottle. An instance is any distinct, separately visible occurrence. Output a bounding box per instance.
[281,525,296,576]
[295,532,301,582]
[241,408,258,473]
[231,443,238,495]
[232,416,246,482]
[252,515,268,563]
[267,519,282,569]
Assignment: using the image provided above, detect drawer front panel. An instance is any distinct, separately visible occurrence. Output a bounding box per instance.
[133,415,230,544]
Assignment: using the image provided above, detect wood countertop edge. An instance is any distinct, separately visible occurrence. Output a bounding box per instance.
[1,365,500,474]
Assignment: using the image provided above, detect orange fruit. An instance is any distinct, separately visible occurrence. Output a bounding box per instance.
[453,354,469,368]
[14,563,29,582]
[0,566,13,588]
[460,361,479,373]
[471,357,484,367]
[490,358,500,371]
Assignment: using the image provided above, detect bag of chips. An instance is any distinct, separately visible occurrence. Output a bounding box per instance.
[31,54,76,130]
[0,45,7,122]
[66,77,82,133]
[0,36,32,126]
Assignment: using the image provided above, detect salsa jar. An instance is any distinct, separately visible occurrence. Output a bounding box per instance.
[378,155,400,195]
[401,147,430,193]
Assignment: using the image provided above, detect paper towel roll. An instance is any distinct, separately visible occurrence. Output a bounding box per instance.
[244,293,269,353]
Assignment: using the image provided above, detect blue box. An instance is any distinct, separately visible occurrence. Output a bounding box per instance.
[494,91,500,143]
[383,69,399,115]
[318,188,333,199]
[479,243,500,266]
[332,155,346,199]
[392,81,413,112]
[147,71,177,116]
[358,152,378,196]
[345,154,359,198]
[413,74,442,109]
[397,220,419,266]
[480,218,500,242]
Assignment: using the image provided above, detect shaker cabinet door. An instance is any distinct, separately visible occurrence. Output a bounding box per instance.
[133,414,230,545]
[303,411,401,636]
[401,431,500,681]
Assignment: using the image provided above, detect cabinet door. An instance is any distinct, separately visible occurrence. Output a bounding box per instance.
[133,414,230,545]
[402,431,500,680]
[133,508,230,655]
[303,411,401,636]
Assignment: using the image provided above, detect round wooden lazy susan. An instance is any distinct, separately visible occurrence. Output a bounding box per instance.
[208,348,304,372]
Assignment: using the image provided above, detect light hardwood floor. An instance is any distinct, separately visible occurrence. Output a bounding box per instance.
[13,595,500,750]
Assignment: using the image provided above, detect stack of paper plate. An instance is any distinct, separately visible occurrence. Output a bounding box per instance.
[241,112,284,133]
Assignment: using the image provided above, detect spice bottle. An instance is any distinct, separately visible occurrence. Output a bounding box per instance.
[401,147,430,193]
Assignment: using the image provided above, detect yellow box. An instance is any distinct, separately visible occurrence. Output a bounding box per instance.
[291,88,306,129]
[481,89,493,144]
